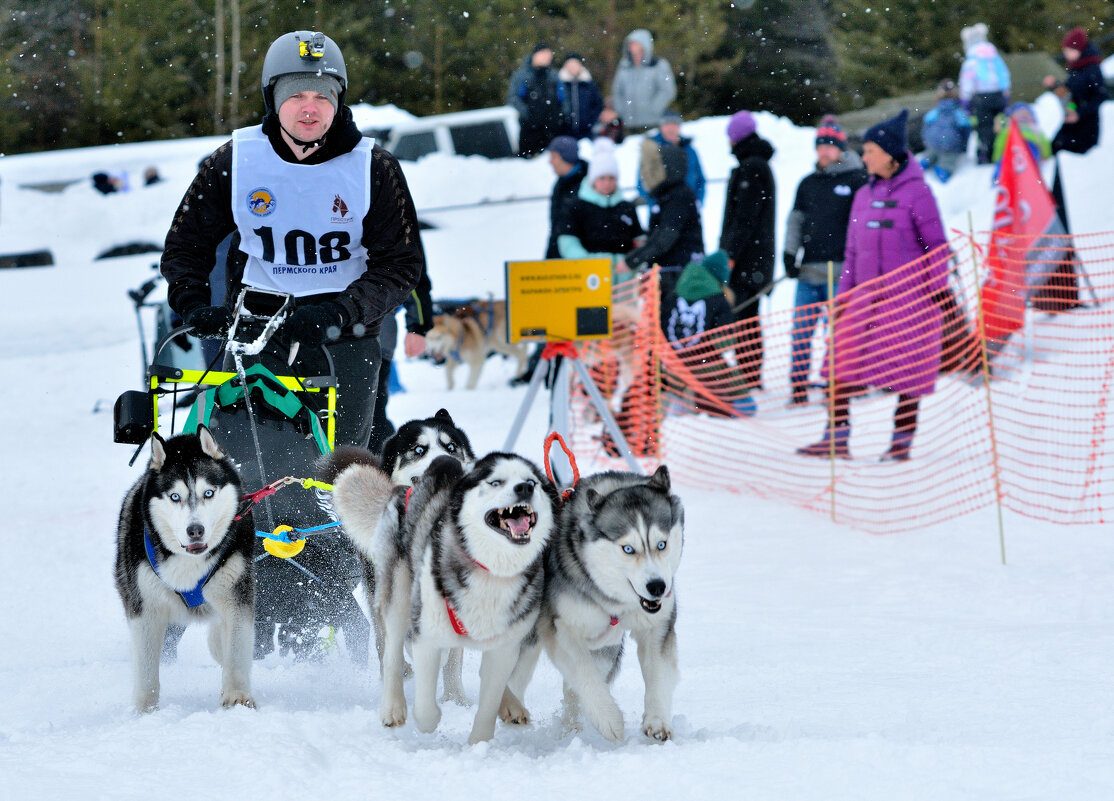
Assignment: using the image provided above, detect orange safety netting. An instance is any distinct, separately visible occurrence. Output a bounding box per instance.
[565,234,1114,533]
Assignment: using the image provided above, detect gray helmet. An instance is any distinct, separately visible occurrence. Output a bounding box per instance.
[261,31,347,112]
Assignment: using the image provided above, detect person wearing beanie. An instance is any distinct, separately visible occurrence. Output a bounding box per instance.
[159,31,424,658]
[782,114,868,406]
[555,146,643,280]
[797,108,949,463]
[558,52,604,140]
[543,135,588,260]
[1043,27,1108,157]
[958,22,1011,165]
[919,79,973,182]
[637,108,706,205]
[719,109,775,390]
[663,249,757,419]
[161,29,422,449]
[507,43,565,157]
[609,28,676,130]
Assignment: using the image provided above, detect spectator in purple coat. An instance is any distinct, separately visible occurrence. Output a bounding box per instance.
[798,110,950,462]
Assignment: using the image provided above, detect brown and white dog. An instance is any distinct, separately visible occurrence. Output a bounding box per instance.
[425,300,529,389]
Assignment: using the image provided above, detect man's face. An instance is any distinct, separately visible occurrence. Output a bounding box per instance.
[660,121,680,145]
[628,41,645,65]
[549,150,573,177]
[815,144,842,168]
[278,90,336,156]
[563,58,582,78]
[532,48,553,68]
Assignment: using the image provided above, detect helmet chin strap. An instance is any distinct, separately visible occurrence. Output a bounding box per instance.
[280,121,329,154]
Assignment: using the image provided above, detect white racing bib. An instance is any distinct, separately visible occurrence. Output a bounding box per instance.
[231,125,373,297]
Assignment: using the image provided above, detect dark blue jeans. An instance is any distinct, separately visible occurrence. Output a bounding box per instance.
[789,280,829,393]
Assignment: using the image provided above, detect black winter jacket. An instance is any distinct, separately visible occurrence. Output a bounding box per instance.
[783,150,868,278]
[1053,45,1108,155]
[546,161,587,258]
[719,134,776,299]
[160,105,423,339]
[625,145,704,272]
[555,184,643,257]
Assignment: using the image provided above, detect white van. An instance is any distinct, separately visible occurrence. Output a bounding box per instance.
[369,106,521,161]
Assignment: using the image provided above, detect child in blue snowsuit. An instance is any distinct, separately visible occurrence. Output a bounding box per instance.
[919,79,972,182]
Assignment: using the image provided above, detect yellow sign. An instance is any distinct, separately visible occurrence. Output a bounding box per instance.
[505,258,612,343]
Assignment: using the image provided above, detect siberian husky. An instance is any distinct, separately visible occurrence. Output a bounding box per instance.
[114,426,256,712]
[354,452,558,743]
[503,465,684,742]
[324,409,476,700]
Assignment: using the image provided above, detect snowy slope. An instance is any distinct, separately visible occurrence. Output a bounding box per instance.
[0,99,1111,800]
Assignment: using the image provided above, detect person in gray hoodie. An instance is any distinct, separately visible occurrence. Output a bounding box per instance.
[610,29,676,130]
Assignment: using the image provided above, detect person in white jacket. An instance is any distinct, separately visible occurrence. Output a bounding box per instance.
[958,22,1011,164]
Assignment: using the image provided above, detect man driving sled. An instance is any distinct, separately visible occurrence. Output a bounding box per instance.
[161,29,422,448]
[160,31,423,660]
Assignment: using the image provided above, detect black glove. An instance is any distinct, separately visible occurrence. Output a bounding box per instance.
[286,303,345,347]
[185,305,233,340]
[782,252,800,280]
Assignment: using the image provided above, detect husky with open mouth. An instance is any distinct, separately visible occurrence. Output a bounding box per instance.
[371,452,557,743]
[323,408,475,698]
[502,465,684,743]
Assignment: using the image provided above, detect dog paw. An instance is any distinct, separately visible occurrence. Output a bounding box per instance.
[499,697,530,725]
[588,701,625,743]
[412,704,442,734]
[380,705,407,728]
[220,692,256,709]
[641,714,672,742]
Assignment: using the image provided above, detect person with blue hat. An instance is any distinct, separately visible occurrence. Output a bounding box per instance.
[797,109,950,463]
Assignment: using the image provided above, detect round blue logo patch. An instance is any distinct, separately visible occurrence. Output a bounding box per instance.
[246,187,276,217]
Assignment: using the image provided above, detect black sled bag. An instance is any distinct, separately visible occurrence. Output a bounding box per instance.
[181,363,364,633]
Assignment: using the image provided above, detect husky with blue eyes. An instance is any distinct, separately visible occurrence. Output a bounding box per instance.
[114,426,256,713]
[500,465,684,743]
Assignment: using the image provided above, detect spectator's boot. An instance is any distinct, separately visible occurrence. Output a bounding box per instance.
[796,423,850,459]
[879,429,914,462]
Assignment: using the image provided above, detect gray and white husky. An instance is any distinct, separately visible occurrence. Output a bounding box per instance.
[114,426,256,712]
[325,409,476,700]
[504,465,684,742]
[340,451,558,743]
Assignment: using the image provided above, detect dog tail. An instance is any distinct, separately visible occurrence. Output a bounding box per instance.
[330,462,395,560]
[316,445,381,486]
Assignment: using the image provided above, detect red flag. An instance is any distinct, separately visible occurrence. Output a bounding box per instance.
[980,118,1064,340]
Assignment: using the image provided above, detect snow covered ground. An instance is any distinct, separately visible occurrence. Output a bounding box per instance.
[0,99,1111,800]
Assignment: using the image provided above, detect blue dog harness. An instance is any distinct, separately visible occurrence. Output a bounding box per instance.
[143,526,217,608]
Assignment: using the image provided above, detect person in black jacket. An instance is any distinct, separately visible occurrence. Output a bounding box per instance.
[558,52,605,140]
[544,135,588,258]
[623,139,705,306]
[507,43,566,157]
[160,30,423,450]
[554,145,643,267]
[1044,27,1108,232]
[719,110,776,389]
[1046,27,1108,156]
[783,116,868,405]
